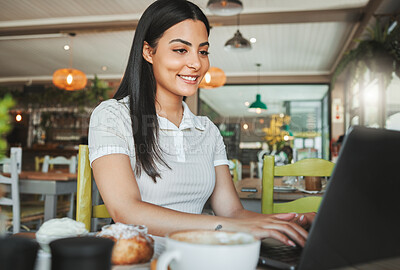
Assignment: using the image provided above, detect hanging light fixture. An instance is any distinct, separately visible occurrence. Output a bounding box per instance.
[198,67,227,89]
[52,33,87,91]
[248,63,267,114]
[207,0,243,16]
[224,15,251,52]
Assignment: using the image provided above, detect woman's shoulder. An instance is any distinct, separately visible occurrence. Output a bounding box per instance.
[91,97,130,118]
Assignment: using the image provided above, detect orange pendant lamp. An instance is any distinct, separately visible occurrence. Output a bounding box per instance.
[53,68,87,91]
[198,67,226,89]
[52,33,87,91]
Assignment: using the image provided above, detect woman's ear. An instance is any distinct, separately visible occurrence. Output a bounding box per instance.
[142,42,154,64]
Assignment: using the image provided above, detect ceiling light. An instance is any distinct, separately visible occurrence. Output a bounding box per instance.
[244,101,250,106]
[198,67,226,89]
[250,37,257,43]
[224,15,251,52]
[53,33,87,91]
[248,94,267,114]
[15,114,22,122]
[248,63,267,113]
[101,65,108,71]
[63,45,70,51]
[207,0,243,16]
[225,30,252,51]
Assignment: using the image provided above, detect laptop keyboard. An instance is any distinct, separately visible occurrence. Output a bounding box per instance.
[259,243,303,269]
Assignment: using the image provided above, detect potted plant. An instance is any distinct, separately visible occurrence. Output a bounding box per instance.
[0,95,15,158]
[332,19,400,88]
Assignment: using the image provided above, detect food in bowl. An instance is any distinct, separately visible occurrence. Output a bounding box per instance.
[97,222,154,265]
[35,217,88,252]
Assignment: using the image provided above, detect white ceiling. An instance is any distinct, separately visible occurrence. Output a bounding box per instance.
[0,0,398,116]
[0,0,372,83]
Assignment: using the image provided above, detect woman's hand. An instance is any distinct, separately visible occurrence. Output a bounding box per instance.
[274,212,316,230]
[223,213,308,247]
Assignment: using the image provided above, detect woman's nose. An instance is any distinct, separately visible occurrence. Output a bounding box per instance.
[187,53,201,70]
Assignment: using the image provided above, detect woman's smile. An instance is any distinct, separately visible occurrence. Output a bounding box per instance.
[177,74,200,84]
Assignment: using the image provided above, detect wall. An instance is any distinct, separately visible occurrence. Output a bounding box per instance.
[330,76,346,141]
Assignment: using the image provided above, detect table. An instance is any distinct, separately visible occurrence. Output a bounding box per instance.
[8,171,77,221]
[14,234,400,270]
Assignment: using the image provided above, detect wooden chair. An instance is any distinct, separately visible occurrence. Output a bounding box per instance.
[0,153,44,233]
[41,155,77,218]
[228,159,242,182]
[261,155,335,214]
[42,155,77,173]
[76,145,110,231]
[34,156,45,172]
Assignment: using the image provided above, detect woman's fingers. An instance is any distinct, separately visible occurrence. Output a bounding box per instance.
[272,213,298,221]
[273,212,316,230]
[252,227,297,247]
[261,222,307,247]
[245,218,308,247]
[268,216,309,240]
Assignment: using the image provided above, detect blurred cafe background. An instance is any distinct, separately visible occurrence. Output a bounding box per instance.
[0,0,400,213]
[1,0,400,176]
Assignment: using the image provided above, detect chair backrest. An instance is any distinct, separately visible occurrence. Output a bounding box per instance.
[0,147,22,174]
[228,159,242,182]
[34,156,45,172]
[76,145,110,231]
[42,155,77,173]
[261,155,335,214]
[0,153,20,234]
[0,157,11,173]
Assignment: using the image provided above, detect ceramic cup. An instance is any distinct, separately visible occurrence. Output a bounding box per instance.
[50,236,114,270]
[0,236,39,270]
[156,230,260,270]
[305,176,322,191]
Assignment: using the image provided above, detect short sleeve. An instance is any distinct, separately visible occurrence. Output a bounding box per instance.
[88,99,134,166]
[211,123,229,167]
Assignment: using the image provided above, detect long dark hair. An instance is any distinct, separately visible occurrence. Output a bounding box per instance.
[113,0,210,182]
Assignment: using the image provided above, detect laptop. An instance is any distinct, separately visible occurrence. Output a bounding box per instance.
[258,126,400,269]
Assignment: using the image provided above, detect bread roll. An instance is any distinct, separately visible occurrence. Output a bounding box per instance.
[97,223,154,265]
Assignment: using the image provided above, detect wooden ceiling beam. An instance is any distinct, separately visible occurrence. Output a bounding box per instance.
[211,8,362,27]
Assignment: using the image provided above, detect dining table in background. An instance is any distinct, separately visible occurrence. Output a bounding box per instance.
[7,171,77,221]
[235,177,324,213]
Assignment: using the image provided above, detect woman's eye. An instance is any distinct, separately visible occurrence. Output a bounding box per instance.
[173,49,187,54]
[200,51,210,56]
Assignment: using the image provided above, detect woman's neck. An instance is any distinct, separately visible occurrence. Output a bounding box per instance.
[155,93,184,128]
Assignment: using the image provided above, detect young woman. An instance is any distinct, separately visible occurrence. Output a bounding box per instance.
[89,0,313,247]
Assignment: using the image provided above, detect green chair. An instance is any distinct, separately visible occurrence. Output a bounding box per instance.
[76,145,110,231]
[261,155,335,214]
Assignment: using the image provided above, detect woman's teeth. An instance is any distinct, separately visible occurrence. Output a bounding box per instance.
[179,75,196,81]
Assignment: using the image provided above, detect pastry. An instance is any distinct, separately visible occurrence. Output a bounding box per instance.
[97,223,154,265]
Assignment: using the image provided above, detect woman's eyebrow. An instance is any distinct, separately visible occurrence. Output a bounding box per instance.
[169,39,209,47]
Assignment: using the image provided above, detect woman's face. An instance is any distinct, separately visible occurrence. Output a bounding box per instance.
[143,19,209,99]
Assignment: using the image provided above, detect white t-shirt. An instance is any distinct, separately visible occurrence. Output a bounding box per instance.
[88,96,229,214]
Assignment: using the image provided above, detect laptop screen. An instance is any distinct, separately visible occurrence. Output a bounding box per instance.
[298,126,400,269]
